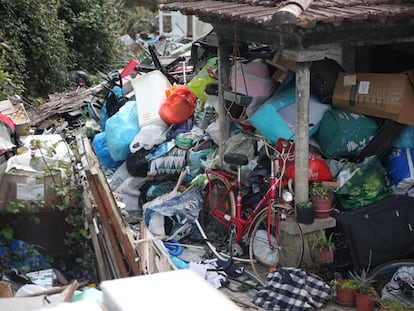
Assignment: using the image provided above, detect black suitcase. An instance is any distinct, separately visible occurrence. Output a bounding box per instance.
[353,119,405,164]
[334,194,414,272]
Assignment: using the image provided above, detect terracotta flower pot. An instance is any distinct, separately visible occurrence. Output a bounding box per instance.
[315,248,334,264]
[355,291,376,311]
[312,194,334,218]
[334,280,356,307]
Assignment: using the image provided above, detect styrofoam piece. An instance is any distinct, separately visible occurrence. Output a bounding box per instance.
[249,85,330,143]
[100,269,243,311]
[131,70,171,127]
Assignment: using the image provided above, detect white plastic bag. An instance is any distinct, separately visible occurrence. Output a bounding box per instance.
[129,123,167,153]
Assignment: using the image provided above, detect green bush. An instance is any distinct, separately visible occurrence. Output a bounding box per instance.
[0,0,123,98]
[0,1,69,97]
[60,0,123,74]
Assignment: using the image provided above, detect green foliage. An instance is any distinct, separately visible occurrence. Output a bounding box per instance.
[0,38,25,99]
[0,0,123,98]
[5,201,25,214]
[119,3,157,40]
[310,230,335,251]
[380,299,412,311]
[296,200,314,209]
[0,227,14,241]
[1,137,97,281]
[60,0,123,74]
[338,279,358,290]
[349,268,376,295]
[0,1,69,97]
[310,182,333,200]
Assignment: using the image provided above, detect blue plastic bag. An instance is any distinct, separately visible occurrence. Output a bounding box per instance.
[92,132,123,169]
[105,101,140,161]
[0,238,51,273]
[392,125,414,149]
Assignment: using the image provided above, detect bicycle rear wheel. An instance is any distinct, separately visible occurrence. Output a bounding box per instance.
[201,177,236,250]
[249,207,304,282]
[368,259,414,306]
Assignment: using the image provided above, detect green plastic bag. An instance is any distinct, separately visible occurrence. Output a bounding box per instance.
[187,57,218,103]
[335,155,390,210]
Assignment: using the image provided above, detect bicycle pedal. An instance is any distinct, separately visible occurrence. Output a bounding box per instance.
[232,244,244,256]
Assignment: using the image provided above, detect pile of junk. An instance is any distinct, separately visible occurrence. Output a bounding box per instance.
[0,32,414,310]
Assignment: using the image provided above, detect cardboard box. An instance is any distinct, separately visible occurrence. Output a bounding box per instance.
[0,134,72,213]
[0,100,30,135]
[332,71,414,125]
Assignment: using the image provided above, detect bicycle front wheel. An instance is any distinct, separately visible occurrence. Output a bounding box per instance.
[249,208,304,282]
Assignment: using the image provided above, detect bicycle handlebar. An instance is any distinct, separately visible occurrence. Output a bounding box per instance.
[240,130,291,161]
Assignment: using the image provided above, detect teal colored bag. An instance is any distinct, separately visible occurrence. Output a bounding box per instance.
[335,155,390,210]
[188,140,216,177]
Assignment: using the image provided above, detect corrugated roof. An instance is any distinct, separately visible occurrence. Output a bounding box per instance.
[159,0,414,29]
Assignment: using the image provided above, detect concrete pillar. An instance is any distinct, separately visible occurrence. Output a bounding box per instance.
[295,61,311,206]
[216,37,231,162]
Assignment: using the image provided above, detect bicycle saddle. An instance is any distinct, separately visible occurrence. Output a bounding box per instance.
[224,153,248,166]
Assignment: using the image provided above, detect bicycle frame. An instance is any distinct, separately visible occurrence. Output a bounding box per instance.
[205,140,291,244]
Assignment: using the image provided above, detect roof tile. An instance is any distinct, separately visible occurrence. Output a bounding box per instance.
[159,0,414,28]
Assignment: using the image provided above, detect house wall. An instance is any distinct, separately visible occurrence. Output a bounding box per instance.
[158,10,213,40]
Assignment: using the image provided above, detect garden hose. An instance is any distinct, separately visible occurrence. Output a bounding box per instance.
[163,239,184,256]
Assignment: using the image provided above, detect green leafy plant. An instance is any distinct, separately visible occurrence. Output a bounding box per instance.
[296,200,314,209]
[330,278,358,291]
[310,182,333,200]
[349,268,376,295]
[338,279,358,290]
[0,227,14,241]
[1,135,97,282]
[310,229,335,251]
[380,299,412,311]
[5,201,26,214]
[330,278,358,301]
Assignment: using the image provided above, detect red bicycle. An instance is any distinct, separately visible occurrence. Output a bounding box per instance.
[199,133,304,281]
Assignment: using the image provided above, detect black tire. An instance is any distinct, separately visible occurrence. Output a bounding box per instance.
[369,259,414,279]
[368,259,414,306]
[249,206,304,282]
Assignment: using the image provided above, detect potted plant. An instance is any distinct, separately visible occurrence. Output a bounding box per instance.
[380,299,412,311]
[309,229,335,264]
[295,199,315,225]
[310,182,334,218]
[331,278,358,307]
[350,268,377,311]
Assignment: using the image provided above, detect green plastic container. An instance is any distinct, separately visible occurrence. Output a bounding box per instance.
[315,109,378,158]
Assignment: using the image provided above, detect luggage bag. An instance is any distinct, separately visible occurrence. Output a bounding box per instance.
[334,194,414,272]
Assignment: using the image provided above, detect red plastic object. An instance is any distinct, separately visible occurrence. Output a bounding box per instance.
[121,58,140,78]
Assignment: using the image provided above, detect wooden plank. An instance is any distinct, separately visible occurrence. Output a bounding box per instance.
[84,191,110,281]
[77,135,129,278]
[97,218,122,279]
[83,137,141,276]
[85,161,128,277]
[76,134,111,281]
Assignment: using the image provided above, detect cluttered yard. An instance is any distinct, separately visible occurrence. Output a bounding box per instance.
[1,1,414,310]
